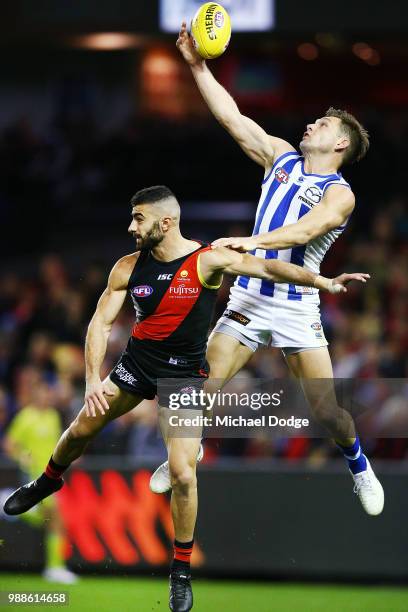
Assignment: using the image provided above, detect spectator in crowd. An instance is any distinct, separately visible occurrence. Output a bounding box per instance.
[3,380,78,583]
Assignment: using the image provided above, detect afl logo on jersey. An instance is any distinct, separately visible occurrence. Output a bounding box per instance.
[275,167,289,184]
[133,285,153,298]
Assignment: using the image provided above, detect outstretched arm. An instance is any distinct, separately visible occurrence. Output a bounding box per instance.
[84,254,136,417]
[212,185,355,252]
[199,248,369,293]
[177,20,294,168]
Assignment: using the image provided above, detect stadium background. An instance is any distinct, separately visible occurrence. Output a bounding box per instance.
[0,1,407,610]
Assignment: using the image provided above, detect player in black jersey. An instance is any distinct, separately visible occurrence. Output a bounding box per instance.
[4,186,367,612]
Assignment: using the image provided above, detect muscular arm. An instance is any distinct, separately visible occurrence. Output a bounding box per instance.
[190,63,292,167]
[199,248,368,294]
[84,253,137,416]
[177,21,294,168]
[213,185,355,252]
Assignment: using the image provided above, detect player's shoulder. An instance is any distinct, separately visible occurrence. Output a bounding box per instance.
[324,182,355,205]
[267,138,297,164]
[109,252,140,289]
[323,183,355,217]
[270,137,297,160]
[264,139,298,177]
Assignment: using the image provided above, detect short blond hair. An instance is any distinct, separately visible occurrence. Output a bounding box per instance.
[325,107,370,165]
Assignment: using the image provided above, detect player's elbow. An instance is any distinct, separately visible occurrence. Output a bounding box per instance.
[292,228,314,246]
[88,313,112,336]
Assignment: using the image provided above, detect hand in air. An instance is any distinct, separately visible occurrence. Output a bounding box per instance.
[329,272,371,294]
[84,380,115,417]
[211,236,257,253]
[176,20,203,66]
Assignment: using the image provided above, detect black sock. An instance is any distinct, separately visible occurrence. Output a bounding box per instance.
[171,539,193,574]
[40,456,69,483]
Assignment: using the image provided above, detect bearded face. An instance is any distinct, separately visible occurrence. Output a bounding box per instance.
[133,219,165,251]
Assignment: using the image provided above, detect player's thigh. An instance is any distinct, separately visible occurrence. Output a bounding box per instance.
[72,377,144,436]
[285,347,336,407]
[285,346,334,378]
[206,331,253,384]
[158,404,203,453]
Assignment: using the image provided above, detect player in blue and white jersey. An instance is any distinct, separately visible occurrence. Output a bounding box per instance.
[150,22,384,517]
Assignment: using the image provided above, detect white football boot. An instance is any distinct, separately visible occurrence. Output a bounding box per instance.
[150,444,204,494]
[350,458,384,516]
[42,567,79,584]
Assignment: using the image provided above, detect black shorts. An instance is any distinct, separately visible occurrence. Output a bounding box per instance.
[109,338,209,406]
[110,352,157,399]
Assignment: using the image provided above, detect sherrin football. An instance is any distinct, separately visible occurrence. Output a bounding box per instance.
[191,3,231,60]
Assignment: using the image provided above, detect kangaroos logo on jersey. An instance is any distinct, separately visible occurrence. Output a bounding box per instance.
[275,167,289,184]
[133,285,153,298]
[300,185,323,207]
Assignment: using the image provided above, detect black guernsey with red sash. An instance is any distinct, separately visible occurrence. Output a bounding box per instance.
[110,243,220,399]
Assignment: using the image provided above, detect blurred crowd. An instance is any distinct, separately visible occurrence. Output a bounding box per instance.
[0,108,408,465]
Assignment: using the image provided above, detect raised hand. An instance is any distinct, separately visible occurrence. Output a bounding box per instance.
[176,20,204,66]
[329,272,371,294]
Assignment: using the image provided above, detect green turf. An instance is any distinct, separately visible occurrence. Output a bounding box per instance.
[0,574,407,612]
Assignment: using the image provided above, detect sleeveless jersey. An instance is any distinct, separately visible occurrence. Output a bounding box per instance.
[232,152,351,305]
[126,243,219,377]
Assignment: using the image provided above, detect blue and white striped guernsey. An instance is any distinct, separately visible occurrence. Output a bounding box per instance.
[232,152,351,304]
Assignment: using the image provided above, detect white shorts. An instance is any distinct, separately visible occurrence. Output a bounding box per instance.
[212,294,328,353]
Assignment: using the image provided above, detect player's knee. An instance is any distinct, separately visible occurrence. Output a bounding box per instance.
[170,463,196,491]
[310,402,340,430]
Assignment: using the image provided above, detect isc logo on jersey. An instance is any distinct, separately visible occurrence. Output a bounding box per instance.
[275,167,289,184]
[133,285,153,298]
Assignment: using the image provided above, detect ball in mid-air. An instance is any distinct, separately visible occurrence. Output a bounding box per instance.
[191,3,231,60]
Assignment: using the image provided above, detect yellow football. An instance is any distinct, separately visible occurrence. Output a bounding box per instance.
[191,3,231,60]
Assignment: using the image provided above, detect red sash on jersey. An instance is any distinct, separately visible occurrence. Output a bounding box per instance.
[132,246,211,341]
